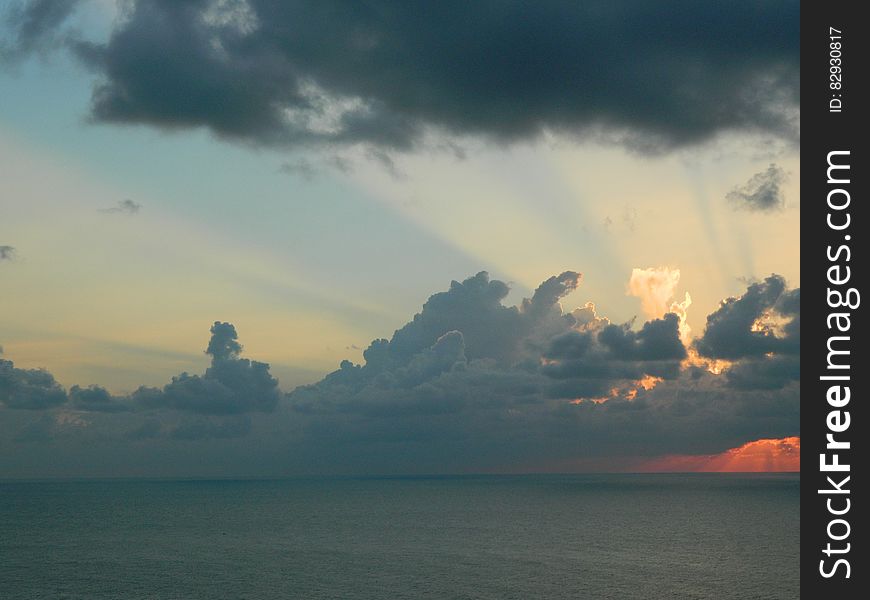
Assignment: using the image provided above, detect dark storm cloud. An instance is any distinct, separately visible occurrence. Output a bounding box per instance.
[0,245,16,260]
[5,0,798,152]
[726,164,788,211]
[0,0,81,61]
[99,199,141,214]
[0,358,67,410]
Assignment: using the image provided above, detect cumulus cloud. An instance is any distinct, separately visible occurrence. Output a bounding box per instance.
[0,358,67,410]
[726,164,788,211]
[3,1,798,153]
[0,272,800,473]
[99,199,141,214]
[3,321,279,426]
[68,384,130,412]
[628,267,692,342]
[628,267,681,318]
[0,245,16,260]
[695,275,799,390]
[132,321,281,414]
[695,275,797,360]
[286,272,796,470]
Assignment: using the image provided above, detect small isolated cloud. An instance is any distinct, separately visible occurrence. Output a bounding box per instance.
[726,164,788,212]
[278,158,318,180]
[0,245,15,260]
[99,199,141,214]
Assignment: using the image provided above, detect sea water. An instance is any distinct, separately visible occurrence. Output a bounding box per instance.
[0,474,799,599]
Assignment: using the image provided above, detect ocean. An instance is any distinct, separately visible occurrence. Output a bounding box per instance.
[0,474,799,599]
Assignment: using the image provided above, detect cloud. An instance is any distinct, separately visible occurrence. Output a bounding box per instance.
[1,273,799,474]
[0,358,67,410]
[628,267,681,318]
[278,158,318,180]
[695,275,797,360]
[99,199,141,214]
[694,275,799,390]
[68,384,130,412]
[132,321,281,414]
[167,415,252,441]
[627,267,692,341]
[726,164,788,211]
[3,320,280,419]
[286,272,796,471]
[5,1,798,153]
[0,0,82,62]
[0,245,16,260]
[13,414,56,443]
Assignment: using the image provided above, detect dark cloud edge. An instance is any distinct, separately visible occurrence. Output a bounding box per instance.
[3,0,799,155]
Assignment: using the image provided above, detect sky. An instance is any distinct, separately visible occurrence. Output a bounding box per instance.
[0,0,800,477]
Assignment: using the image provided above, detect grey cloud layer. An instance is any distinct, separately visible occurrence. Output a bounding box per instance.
[1,272,800,473]
[4,0,799,152]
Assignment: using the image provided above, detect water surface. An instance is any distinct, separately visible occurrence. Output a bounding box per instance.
[0,474,799,599]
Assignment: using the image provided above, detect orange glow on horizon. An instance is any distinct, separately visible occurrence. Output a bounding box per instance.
[637,437,800,473]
